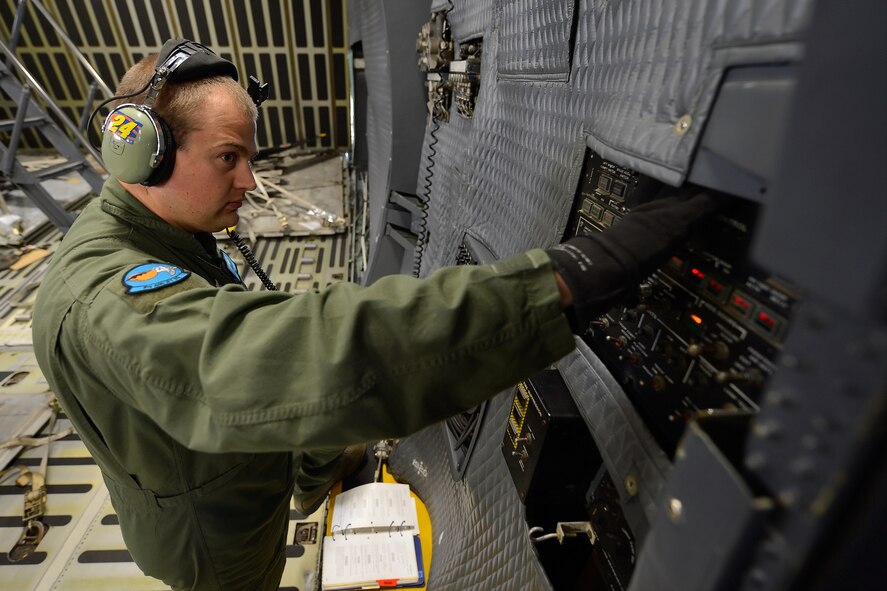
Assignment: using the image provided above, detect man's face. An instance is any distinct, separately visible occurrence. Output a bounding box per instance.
[153,89,258,233]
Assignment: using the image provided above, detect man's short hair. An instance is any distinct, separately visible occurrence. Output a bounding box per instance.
[114,54,258,148]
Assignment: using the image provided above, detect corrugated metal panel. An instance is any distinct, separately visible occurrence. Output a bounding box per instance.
[0,0,350,151]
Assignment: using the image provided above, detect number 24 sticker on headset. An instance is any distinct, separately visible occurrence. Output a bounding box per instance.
[106,110,143,145]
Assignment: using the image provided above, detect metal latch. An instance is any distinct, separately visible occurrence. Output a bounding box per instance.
[9,519,49,562]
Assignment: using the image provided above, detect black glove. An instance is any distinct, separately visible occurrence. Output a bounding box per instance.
[547,189,720,332]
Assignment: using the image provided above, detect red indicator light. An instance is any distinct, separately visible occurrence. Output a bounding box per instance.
[690,314,704,325]
[732,296,750,310]
[708,280,723,293]
[757,312,777,329]
[691,268,705,280]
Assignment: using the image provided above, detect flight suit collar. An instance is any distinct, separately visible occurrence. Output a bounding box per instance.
[100,179,218,257]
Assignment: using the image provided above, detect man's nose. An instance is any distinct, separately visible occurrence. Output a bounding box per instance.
[237,160,257,191]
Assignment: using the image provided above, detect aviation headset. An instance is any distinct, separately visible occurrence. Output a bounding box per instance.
[99,39,240,186]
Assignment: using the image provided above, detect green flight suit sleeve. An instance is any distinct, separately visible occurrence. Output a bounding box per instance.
[68,249,575,453]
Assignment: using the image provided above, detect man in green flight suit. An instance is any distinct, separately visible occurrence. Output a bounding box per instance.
[32,39,716,590]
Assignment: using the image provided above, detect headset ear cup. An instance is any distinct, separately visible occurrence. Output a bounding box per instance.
[143,116,176,186]
[101,105,161,184]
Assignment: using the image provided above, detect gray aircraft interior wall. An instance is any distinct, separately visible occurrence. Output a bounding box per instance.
[350,0,886,589]
[350,0,431,281]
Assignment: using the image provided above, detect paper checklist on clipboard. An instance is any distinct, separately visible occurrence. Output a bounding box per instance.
[321,482,425,590]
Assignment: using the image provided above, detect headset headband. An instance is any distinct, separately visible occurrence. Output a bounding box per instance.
[143,40,239,108]
[143,42,198,107]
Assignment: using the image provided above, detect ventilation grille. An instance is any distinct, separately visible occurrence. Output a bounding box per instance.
[443,242,487,480]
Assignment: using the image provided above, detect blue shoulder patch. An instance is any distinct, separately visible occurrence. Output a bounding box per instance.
[220,249,242,283]
[122,263,191,294]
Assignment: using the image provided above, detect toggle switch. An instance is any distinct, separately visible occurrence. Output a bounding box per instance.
[686,341,730,360]
[715,369,763,387]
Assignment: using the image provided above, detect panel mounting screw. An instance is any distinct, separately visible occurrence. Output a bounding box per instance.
[675,114,692,136]
[624,474,638,497]
[667,497,683,523]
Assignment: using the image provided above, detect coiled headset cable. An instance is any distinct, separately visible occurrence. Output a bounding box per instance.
[413,124,437,278]
[414,2,454,278]
[226,228,277,291]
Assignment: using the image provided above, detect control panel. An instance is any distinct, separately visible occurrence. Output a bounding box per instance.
[503,370,599,508]
[566,151,800,456]
[417,13,482,121]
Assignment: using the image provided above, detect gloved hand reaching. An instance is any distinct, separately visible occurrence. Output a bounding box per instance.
[547,189,720,332]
